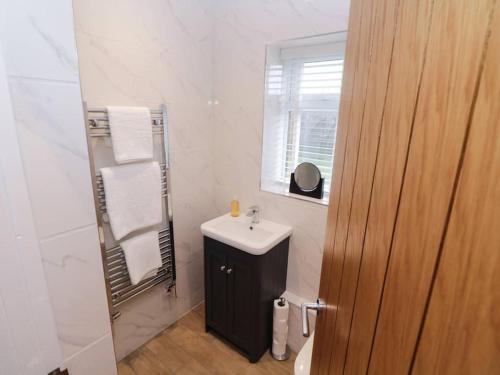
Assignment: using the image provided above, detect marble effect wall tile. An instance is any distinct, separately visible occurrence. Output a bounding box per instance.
[0,0,80,81]
[1,0,116,372]
[40,225,111,360]
[0,44,64,374]
[113,257,205,360]
[74,0,215,358]
[0,121,63,375]
[64,333,117,375]
[6,77,116,373]
[74,0,350,357]
[8,79,97,239]
[112,289,178,361]
[212,0,350,349]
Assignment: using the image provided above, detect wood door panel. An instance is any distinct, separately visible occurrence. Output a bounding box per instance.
[368,0,496,373]
[343,0,435,373]
[412,4,500,373]
[311,0,499,373]
[314,0,360,325]
[328,0,400,372]
[313,0,379,372]
[313,0,363,346]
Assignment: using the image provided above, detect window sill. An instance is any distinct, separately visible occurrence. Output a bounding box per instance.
[261,185,329,206]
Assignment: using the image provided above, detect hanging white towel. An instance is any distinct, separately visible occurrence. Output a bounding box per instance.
[121,231,162,285]
[106,106,153,164]
[100,161,162,240]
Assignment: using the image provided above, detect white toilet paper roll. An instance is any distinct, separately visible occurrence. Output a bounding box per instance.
[273,319,289,332]
[273,325,288,333]
[272,298,289,357]
[273,299,289,318]
[273,330,288,342]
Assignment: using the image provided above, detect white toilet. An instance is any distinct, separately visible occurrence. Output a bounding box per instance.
[294,332,315,375]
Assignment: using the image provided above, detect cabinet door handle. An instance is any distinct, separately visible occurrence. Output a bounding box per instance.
[220,265,226,272]
[226,268,233,274]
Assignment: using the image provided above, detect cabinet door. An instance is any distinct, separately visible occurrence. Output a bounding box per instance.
[226,251,256,352]
[204,240,227,335]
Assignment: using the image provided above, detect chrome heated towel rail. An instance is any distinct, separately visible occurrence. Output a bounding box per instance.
[84,104,175,318]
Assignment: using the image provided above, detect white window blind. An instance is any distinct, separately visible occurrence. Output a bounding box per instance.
[261,44,344,202]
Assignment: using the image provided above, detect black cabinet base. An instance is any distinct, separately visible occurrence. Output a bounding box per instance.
[204,236,289,363]
[205,326,262,363]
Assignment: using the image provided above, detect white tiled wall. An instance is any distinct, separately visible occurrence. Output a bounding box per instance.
[211,0,350,351]
[73,0,216,359]
[0,0,79,82]
[8,79,96,238]
[0,43,63,375]
[64,333,117,375]
[39,225,110,360]
[1,2,350,371]
[74,0,351,356]
[0,0,116,373]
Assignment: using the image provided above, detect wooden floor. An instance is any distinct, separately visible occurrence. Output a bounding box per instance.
[117,303,296,374]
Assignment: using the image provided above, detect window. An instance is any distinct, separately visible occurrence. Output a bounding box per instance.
[261,33,346,203]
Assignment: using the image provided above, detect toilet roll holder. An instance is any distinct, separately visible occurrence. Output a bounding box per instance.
[271,297,291,361]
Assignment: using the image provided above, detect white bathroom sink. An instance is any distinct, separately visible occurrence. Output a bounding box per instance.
[200,213,292,255]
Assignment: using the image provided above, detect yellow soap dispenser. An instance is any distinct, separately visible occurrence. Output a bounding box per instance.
[230,197,240,217]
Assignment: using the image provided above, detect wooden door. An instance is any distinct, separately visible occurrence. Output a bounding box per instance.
[311,0,500,373]
[204,238,228,334]
[411,6,500,372]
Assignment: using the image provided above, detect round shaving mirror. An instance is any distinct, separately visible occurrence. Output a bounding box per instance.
[293,162,321,192]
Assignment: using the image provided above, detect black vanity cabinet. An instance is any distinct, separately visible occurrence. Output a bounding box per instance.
[204,236,289,363]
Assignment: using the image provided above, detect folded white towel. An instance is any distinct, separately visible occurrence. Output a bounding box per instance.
[106,106,153,164]
[121,231,162,285]
[100,161,162,240]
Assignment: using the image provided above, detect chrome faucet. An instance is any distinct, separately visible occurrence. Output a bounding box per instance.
[246,205,260,224]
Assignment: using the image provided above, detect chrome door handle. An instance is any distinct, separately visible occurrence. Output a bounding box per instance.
[226,268,233,274]
[220,265,226,272]
[301,298,326,337]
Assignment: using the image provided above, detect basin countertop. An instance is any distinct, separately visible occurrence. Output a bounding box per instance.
[200,213,293,255]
